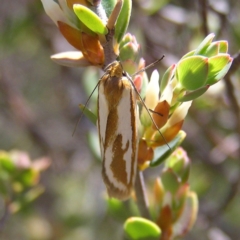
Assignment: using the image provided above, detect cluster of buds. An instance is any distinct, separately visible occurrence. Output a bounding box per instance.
[154,148,197,239]
[123,34,232,239]
[118,33,146,92]
[137,33,232,170]
[123,148,197,240]
[41,0,133,67]
[41,0,106,66]
[0,150,50,213]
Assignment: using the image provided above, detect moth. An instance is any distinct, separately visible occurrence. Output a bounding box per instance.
[96,58,166,200]
[98,61,138,200]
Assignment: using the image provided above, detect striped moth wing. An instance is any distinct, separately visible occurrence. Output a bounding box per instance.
[98,61,138,200]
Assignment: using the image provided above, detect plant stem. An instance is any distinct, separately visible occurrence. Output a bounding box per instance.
[135,170,151,219]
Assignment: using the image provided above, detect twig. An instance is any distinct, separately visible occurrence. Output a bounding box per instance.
[0,201,10,231]
[101,0,122,67]
[135,170,151,219]
[198,0,209,35]
[0,71,50,153]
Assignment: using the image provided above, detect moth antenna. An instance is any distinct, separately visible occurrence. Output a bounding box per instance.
[72,79,102,136]
[127,76,171,149]
[149,109,163,116]
[72,62,120,137]
[131,55,165,78]
[125,56,171,150]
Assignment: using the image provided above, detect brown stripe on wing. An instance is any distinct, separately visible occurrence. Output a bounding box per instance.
[129,86,138,187]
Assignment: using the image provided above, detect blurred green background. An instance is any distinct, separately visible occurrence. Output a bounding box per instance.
[1,0,240,239]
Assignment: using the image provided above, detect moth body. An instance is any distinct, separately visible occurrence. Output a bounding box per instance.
[98,61,138,200]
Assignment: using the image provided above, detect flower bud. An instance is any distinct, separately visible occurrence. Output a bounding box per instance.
[165,148,190,183]
[119,34,140,63]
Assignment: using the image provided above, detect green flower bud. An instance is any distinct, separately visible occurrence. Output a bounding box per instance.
[165,147,190,183]
[119,34,140,62]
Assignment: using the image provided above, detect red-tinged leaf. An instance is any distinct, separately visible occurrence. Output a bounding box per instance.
[133,74,143,92]
[137,139,154,166]
[156,205,173,239]
[152,100,170,130]
[81,32,104,66]
[151,120,184,147]
[57,21,85,52]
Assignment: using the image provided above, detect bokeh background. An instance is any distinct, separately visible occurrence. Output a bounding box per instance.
[1,0,240,239]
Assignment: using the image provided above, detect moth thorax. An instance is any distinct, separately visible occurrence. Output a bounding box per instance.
[109,62,123,78]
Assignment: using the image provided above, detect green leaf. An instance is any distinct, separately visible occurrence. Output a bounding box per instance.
[181,50,195,60]
[194,33,215,55]
[219,41,228,53]
[106,197,131,220]
[150,131,186,167]
[140,72,149,99]
[207,54,232,85]
[160,64,175,93]
[73,4,108,35]
[79,104,97,125]
[23,186,45,204]
[172,192,198,236]
[177,85,210,102]
[124,217,161,240]
[115,0,132,42]
[0,153,15,173]
[82,67,99,110]
[176,56,208,91]
[161,169,180,195]
[204,42,220,57]
[16,169,39,187]
[210,60,232,85]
